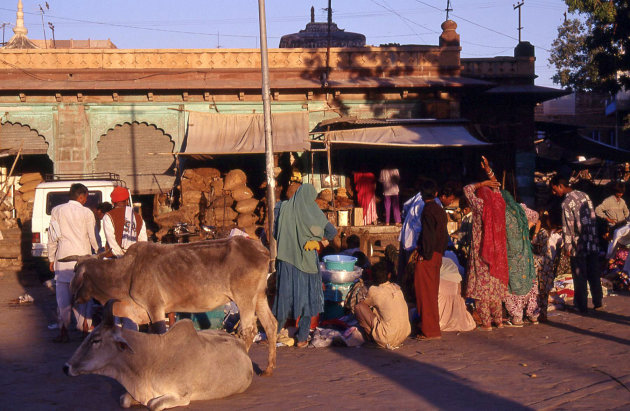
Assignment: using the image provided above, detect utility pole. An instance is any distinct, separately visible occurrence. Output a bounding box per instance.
[445,0,453,21]
[0,22,11,46]
[257,0,277,267]
[513,0,524,43]
[326,0,332,78]
[48,22,55,48]
[39,3,49,48]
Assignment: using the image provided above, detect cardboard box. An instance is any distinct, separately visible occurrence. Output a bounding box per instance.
[353,207,364,226]
[338,210,349,226]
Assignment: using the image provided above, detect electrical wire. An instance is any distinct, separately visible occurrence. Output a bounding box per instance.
[413,0,552,52]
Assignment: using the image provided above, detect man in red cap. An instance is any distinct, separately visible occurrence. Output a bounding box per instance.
[103,186,147,258]
[102,186,147,330]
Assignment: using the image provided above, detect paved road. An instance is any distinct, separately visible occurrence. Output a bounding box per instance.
[1,264,629,410]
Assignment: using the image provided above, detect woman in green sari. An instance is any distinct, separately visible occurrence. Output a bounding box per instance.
[502,191,539,326]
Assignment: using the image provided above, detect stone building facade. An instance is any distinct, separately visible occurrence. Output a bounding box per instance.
[0,13,562,200]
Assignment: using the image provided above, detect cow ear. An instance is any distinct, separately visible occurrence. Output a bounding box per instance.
[113,333,134,354]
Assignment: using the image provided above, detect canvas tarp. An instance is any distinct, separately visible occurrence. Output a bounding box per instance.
[185,111,309,154]
[325,125,488,147]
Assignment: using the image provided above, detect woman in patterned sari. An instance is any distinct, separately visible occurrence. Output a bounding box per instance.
[463,179,508,331]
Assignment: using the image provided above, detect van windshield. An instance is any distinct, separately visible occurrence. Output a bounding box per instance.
[46,192,102,215]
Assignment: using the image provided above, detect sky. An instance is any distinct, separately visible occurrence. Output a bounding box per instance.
[0,0,571,87]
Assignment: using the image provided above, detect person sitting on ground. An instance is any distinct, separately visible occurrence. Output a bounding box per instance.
[352,250,371,271]
[353,261,411,349]
[438,251,476,332]
[341,234,361,256]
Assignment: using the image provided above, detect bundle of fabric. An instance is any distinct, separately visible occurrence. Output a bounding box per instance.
[604,246,630,291]
[548,273,574,310]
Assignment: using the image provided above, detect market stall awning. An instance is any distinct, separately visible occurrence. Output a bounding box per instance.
[325,125,489,147]
[184,112,309,154]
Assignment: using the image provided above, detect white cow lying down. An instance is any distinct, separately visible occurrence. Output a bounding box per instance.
[64,301,253,411]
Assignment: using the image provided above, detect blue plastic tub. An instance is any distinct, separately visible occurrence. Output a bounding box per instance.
[322,254,357,271]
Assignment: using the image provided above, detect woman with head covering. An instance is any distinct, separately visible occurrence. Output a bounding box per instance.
[502,191,539,326]
[463,179,508,331]
[273,184,338,348]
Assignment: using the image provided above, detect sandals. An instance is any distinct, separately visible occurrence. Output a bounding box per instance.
[478,323,492,332]
[505,320,524,328]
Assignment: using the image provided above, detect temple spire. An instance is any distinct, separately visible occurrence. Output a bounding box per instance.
[311,6,315,23]
[13,0,28,36]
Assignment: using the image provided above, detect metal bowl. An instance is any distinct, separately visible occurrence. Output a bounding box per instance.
[319,263,362,284]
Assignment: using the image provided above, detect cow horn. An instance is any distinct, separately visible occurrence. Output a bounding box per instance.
[95,249,110,260]
[57,255,82,262]
[103,299,120,328]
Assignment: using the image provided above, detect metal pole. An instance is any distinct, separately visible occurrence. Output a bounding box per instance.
[513,1,524,43]
[257,0,277,265]
[39,6,47,48]
[326,139,335,209]
[326,0,332,78]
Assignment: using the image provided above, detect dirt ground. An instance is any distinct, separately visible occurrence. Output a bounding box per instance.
[2,263,630,410]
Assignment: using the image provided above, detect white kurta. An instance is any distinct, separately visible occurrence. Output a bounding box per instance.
[48,200,99,282]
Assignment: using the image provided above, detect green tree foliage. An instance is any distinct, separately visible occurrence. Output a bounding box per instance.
[548,18,601,91]
[563,0,630,92]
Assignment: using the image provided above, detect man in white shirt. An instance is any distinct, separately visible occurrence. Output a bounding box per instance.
[48,183,99,342]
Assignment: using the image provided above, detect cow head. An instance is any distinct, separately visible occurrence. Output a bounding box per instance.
[63,299,134,377]
[60,253,104,304]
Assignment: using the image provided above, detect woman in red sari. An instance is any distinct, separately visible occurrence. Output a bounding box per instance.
[354,170,378,225]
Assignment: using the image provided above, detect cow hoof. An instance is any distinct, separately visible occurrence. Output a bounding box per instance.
[261,367,274,377]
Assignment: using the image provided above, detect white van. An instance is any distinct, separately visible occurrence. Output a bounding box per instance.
[31,175,131,258]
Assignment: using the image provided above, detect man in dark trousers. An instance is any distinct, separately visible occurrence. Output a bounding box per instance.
[551,175,602,314]
[415,180,451,340]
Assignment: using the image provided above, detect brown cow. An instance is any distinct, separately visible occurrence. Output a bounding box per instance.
[64,236,276,375]
[65,300,254,410]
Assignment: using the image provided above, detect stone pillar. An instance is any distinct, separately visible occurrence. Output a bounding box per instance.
[55,104,91,174]
[438,20,461,76]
